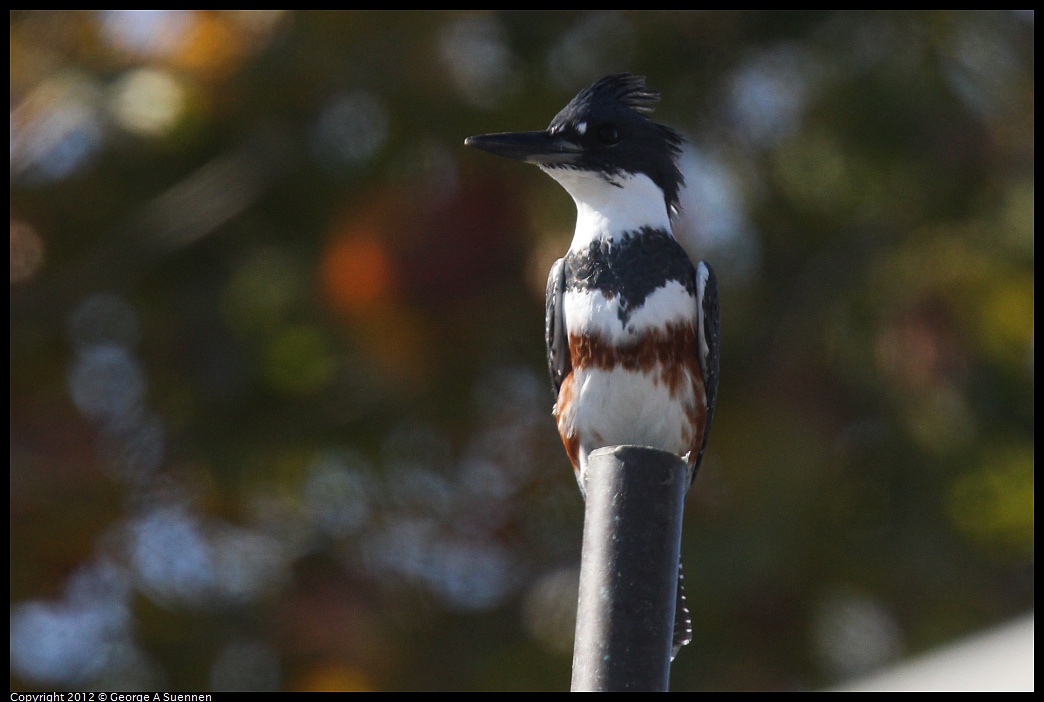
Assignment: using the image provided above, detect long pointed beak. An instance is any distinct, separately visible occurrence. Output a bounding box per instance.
[464,130,582,164]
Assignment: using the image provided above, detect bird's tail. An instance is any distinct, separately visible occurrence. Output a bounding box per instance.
[672,560,693,660]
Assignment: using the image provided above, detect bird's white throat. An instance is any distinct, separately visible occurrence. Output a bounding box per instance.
[541,169,673,252]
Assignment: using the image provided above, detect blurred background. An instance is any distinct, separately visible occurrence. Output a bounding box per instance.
[9,11,1033,691]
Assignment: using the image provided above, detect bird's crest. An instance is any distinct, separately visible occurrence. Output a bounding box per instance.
[580,73,662,115]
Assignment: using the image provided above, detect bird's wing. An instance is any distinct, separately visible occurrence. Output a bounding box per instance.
[545,257,568,398]
[692,260,720,476]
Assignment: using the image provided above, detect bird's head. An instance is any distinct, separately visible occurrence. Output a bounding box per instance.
[466,74,685,215]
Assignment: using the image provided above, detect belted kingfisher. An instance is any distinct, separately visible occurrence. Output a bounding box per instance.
[466,73,720,657]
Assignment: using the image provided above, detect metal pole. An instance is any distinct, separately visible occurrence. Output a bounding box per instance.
[570,445,688,692]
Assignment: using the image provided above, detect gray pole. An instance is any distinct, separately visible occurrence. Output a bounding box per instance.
[570,445,688,692]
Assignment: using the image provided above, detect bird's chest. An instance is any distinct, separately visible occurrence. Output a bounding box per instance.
[556,230,703,454]
[556,320,702,460]
[561,227,698,340]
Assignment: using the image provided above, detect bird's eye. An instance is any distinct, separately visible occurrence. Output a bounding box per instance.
[597,124,620,145]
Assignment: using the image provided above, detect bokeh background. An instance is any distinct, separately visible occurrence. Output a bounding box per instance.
[10,10,1033,692]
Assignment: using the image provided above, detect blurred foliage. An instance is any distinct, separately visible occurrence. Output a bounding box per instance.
[10,10,1033,691]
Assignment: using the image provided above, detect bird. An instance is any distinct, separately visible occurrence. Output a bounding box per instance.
[465,73,719,659]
